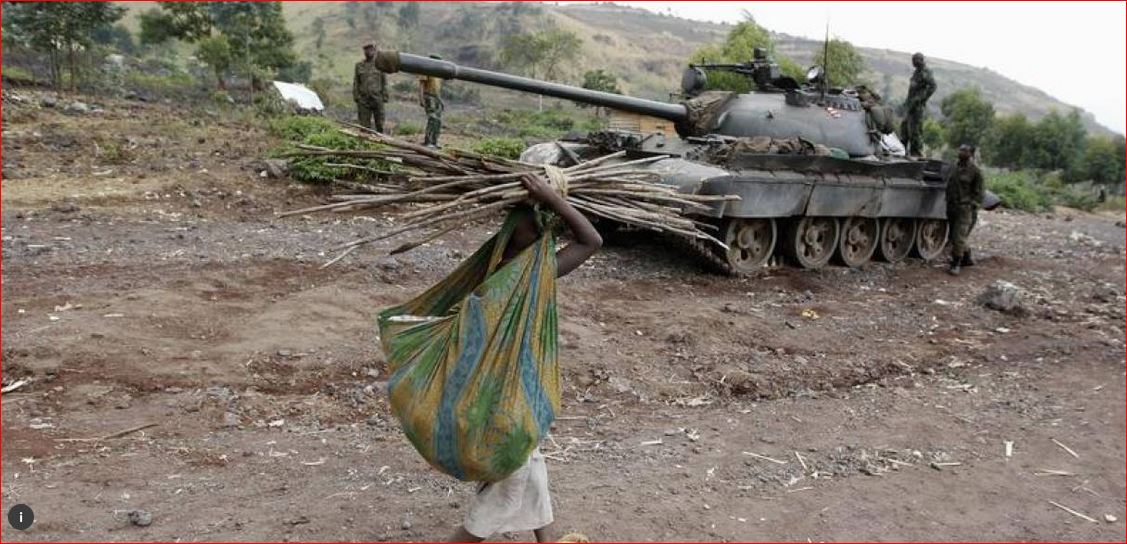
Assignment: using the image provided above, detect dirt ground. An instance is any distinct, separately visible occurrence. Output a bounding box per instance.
[2,91,1125,542]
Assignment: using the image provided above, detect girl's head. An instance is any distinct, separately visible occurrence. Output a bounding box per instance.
[506,204,542,254]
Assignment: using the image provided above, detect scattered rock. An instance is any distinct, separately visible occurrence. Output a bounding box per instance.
[222,412,242,428]
[50,201,80,214]
[39,95,58,108]
[263,159,289,179]
[977,281,1027,316]
[65,101,90,114]
[401,520,413,530]
[127,510,153,527]
[1105,514,1118,523]
[287,515,310,526]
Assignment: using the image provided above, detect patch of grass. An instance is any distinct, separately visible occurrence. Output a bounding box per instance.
[471,137,525,160]
[94,139,134,165]
[394,122,422,136]
[1098,195,1126,212]
[267,115,338,141]
[267,114,390,184]
[460,108,605,141]
[1,65,37,83]
[124,71,195,97]
[986,170,1102,213]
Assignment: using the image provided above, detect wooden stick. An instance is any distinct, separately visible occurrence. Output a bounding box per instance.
[1,379,30,394]
[742,451,788,465]
[1051,438,1079,459]
[56,423,157,442]
[1048,500,1097,522]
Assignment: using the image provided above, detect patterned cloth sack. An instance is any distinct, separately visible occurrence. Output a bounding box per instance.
[378,210,560,482]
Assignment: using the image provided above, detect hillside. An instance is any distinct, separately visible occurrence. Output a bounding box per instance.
[120,2,1113,134]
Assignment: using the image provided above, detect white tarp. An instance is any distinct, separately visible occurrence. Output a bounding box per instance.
[272,81,324,112]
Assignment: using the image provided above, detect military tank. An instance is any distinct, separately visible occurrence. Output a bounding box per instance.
[375,49,996,275]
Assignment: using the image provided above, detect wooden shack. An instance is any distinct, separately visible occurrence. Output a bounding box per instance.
[608,110,678,137]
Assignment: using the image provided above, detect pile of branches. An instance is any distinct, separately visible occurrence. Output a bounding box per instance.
[281,125,737,266]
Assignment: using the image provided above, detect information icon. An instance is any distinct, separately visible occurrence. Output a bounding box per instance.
[8,504,34,530]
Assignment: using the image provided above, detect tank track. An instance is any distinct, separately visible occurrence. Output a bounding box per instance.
[673,231,738,276]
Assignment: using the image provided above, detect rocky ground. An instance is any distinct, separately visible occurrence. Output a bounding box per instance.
[2,90,1125,541]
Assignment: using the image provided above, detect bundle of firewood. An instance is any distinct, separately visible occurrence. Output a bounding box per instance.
[280,125,736,266]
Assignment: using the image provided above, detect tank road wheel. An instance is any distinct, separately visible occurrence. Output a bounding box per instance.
[878,218,917,263]
[836,217,879,268]
[786,217,840,269]
[914,219,949,261]
[722,218,777,274]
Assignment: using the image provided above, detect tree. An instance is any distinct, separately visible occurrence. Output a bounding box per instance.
[4,2,126,91]
[399,2,421,28]
[982,113,1032,169]
[1025,109,1087,174]
[196,35,233,89]
[921,118,945,155]
[499,27,582,110]
[822,38,866,88]
[311,17,326,51]
[688,15,807,92]
[140,2,299,91]
[939,87,995,150]
[579,69,621,116]
[1078,135,1121,185]
[91,23,136,54]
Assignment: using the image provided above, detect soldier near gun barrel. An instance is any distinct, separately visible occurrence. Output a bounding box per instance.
[946,144,985,276]
[418,55,444,148]
[354,43,389,132]
[900,52,936,157]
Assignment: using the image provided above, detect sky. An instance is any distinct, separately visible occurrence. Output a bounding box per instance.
[613,1,1126,134]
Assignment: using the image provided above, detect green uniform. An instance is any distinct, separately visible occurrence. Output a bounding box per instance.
[946,159,984,259]
[354,58,388,132]
[420,75,444,147]
[900,65,936,156]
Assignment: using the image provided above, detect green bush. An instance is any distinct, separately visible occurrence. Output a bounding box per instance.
[266,115,390,184]
[472,137,526,160]
[987,171,1051,212]
[395,122,422,136]
[1,65,37,83]
[267,115,338,141]
[986,170,1101,213]
[124,71,195,97]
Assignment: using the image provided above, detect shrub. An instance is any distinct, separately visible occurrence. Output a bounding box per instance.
[266,115,390,184]
[471,137,525,160]
[986,171,1052,212]
[395,122,422,136]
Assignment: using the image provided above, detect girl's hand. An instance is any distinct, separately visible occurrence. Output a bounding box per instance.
[520,173,560,204]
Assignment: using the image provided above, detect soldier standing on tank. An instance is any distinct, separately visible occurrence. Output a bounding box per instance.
[354,43,388,132]
[418,55,444,148]
[900,52,936,157]
[946,144,984,276]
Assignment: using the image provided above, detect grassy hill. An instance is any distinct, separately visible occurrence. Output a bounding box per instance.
[120,2,1114,135]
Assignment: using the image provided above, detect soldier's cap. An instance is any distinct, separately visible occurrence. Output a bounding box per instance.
[363,43,376,50]
[958,143,975,151]
[912,52,925,60]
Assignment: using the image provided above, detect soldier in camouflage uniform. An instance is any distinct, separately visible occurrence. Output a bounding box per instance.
[354,43,389,132]
[418,55,444,148]
[946,144,985,276]
[900,52,936,157]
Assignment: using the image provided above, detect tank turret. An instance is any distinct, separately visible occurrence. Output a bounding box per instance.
[375,51,879,156]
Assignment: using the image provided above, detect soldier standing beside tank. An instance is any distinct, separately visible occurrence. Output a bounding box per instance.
[946,144,984,276]
[418,55,444,148]
[354,43,388,132]
[901,52,936,157]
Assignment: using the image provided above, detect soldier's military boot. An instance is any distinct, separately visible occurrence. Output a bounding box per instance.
[947,256,962,276]
[961,249,975,267]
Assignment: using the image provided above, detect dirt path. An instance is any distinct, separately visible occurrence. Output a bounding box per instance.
[2,92,1124,541]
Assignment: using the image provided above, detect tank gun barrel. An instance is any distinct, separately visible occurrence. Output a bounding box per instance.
[376,51,688,122]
